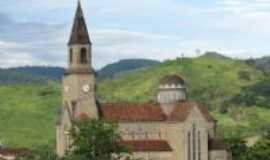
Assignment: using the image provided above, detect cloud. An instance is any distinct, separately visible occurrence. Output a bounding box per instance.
[92,29,179,46]
[91,29,181,68]
[0,12,182,69]
[0,40,23,49]
[213,0,270,34]
[1,0,270,69]
[0,12,68,68]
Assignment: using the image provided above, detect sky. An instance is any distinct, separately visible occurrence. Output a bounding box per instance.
[1,0,270,69]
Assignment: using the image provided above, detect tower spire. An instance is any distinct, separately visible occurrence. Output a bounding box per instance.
[68,0,91,45]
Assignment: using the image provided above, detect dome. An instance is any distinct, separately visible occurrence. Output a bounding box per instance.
[160,75,185,85]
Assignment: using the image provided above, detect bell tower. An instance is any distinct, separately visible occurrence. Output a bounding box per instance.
[68,0,93,73]
[63,0,98,119]
[56,1,98,156]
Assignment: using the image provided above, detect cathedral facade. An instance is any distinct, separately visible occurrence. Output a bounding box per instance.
[56,2,231,160]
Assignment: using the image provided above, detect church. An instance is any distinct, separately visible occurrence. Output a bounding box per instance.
[56,2,231,160]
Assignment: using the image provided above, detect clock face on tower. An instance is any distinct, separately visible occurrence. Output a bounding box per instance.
[64,86,69,93]
[82,84,90,93]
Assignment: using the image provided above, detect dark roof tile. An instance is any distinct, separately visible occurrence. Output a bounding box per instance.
[99,103,166,122]
[160,75,185,85]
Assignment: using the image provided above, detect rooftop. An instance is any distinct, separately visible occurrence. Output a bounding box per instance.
[99,101,214,123]
[160,75,185,85]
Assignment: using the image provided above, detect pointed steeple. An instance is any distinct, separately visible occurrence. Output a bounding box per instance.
[68,0,91,45]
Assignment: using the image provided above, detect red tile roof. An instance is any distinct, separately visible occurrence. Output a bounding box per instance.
[119,140,172,152]
[0,148,28,156]
[168,102,215,122]
[99,101,214,123]
[99,103,167,122]
[208,138,228,150]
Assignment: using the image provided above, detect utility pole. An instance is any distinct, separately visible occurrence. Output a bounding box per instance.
[196,49,201,57]
[181,52,184,64]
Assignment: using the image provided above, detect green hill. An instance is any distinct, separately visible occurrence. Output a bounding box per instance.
[98,57,265,106]
[0,59,160,85]
[97,59,160,79]
[0,69,50,85]
[0,84,60,147]
[98,56,270,139]
[0,56,270,148]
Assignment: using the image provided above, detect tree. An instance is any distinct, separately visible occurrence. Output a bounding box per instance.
[262,124,270,139]
[66,119,130,160]
[225,137,248,160]
[245,139,270,160]
[238,71,251,81]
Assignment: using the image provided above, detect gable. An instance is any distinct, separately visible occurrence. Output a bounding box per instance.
[185,104,210,124]
[168,101,214,122]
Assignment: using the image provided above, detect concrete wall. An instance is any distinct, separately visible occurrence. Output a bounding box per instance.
[132,151,172,160]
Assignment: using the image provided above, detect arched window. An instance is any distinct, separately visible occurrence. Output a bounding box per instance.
[71,101,77,119]
[69,48,73,63]
[193,124,196,160]
[188,132,191,160]
[80,47,87,64]
[198,131,201,160]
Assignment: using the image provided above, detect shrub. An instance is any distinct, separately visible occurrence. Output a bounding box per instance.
[238,71,251,81]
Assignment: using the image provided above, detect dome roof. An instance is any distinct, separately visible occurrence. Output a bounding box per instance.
[160,75,185,85]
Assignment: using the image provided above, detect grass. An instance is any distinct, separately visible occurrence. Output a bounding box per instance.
[0,84,60,147]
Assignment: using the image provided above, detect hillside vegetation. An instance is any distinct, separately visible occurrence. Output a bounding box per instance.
[0,56,270,148]
[98,56,270,139]
[0,69,51,85]
[98,56,265,106]
[97,59,160,79]
[0,59,160,85]
[0,84,60,147]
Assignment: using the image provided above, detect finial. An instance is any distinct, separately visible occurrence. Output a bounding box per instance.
[77,0,81,9]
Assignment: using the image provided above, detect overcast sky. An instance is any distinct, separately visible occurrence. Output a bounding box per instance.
[1,0,270,69]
